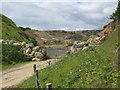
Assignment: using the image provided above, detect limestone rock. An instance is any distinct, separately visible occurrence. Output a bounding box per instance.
[29,51,35,57]
[32,58,41,61]
[41,49,46,56]
[35,52,43,59]
[8,40,15,44]
[0,40,3,44]
[1,39,47,61]
[26,48,32,54]
[82,47,88,50]
[26,43,34,48]
[74,41,79,45]
[33,46,41,52]
[13,43,21,46]
[100,36,106,41]
[21,42,27,47]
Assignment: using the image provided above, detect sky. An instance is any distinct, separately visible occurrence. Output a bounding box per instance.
[1,1,118,31]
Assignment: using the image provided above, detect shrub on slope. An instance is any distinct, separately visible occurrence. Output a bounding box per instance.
[2,44,32,69]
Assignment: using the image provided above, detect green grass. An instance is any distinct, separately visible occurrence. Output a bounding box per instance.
[16,26,119,88]
[1,61,30,70]
[0,14,38,45]
[2,44,32,70]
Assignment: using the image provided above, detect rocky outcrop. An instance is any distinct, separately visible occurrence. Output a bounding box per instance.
[69,35,106,54]
[0,40,47,61]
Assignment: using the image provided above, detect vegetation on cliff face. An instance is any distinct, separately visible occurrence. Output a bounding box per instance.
[0,14,37,45]
[110,1,120,21]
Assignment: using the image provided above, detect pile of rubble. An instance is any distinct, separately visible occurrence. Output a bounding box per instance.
[69,35,106,54]
[0,40,47,61]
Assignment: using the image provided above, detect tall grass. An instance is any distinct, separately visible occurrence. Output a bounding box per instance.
[2,44,32,69]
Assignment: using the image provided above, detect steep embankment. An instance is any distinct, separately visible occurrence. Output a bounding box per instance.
[17,22,119,88]
[0,14,37,44]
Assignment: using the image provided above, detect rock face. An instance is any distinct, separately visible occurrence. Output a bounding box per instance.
[69,35,106,54]
[0,40,47,61]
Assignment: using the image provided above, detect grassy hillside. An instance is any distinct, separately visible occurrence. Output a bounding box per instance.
[0,14,39,70]
[17,23,119,88]
[0,14,37,44]
[2,44,32,69]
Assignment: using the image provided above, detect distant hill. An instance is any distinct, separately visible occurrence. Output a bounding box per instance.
[0,14,101,47]
[24,29,101,47]
[0,14,37,45]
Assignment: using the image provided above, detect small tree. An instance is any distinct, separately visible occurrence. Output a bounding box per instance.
[109,12,117,21]
[110,1,120,22]
[116,1,120,22]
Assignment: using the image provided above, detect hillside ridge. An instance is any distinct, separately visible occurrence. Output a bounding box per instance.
[1,14,101,47]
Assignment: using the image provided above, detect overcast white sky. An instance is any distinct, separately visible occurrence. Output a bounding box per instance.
[1,1,118,31]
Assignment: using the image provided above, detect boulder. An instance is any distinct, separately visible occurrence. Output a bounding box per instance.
[72,44,81,48]
[8,40,15,45]
[32,58,41,61]
[70,46,76,54]
[26,43,34,48]
[87,38,93,43]
[41,49,46,56]
[38,48,42,52]
[82,47,88,50]
[21,42,27,47]
[33,46,41,52]
[5,40,9,44]
[73,41,79,45]
[25,48,32,54]
[95,37,101,40]
[29,51,35,57]
[13,43,21,46]
[76,44,81,48]
[0,40,3,44]
[100,36,105,41]
[21,48,28,53]
[35,52,43,59]
[66,50,71,54]
[80,42,86,46]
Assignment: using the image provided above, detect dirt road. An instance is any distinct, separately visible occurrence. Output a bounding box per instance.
[0,59,60,89]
